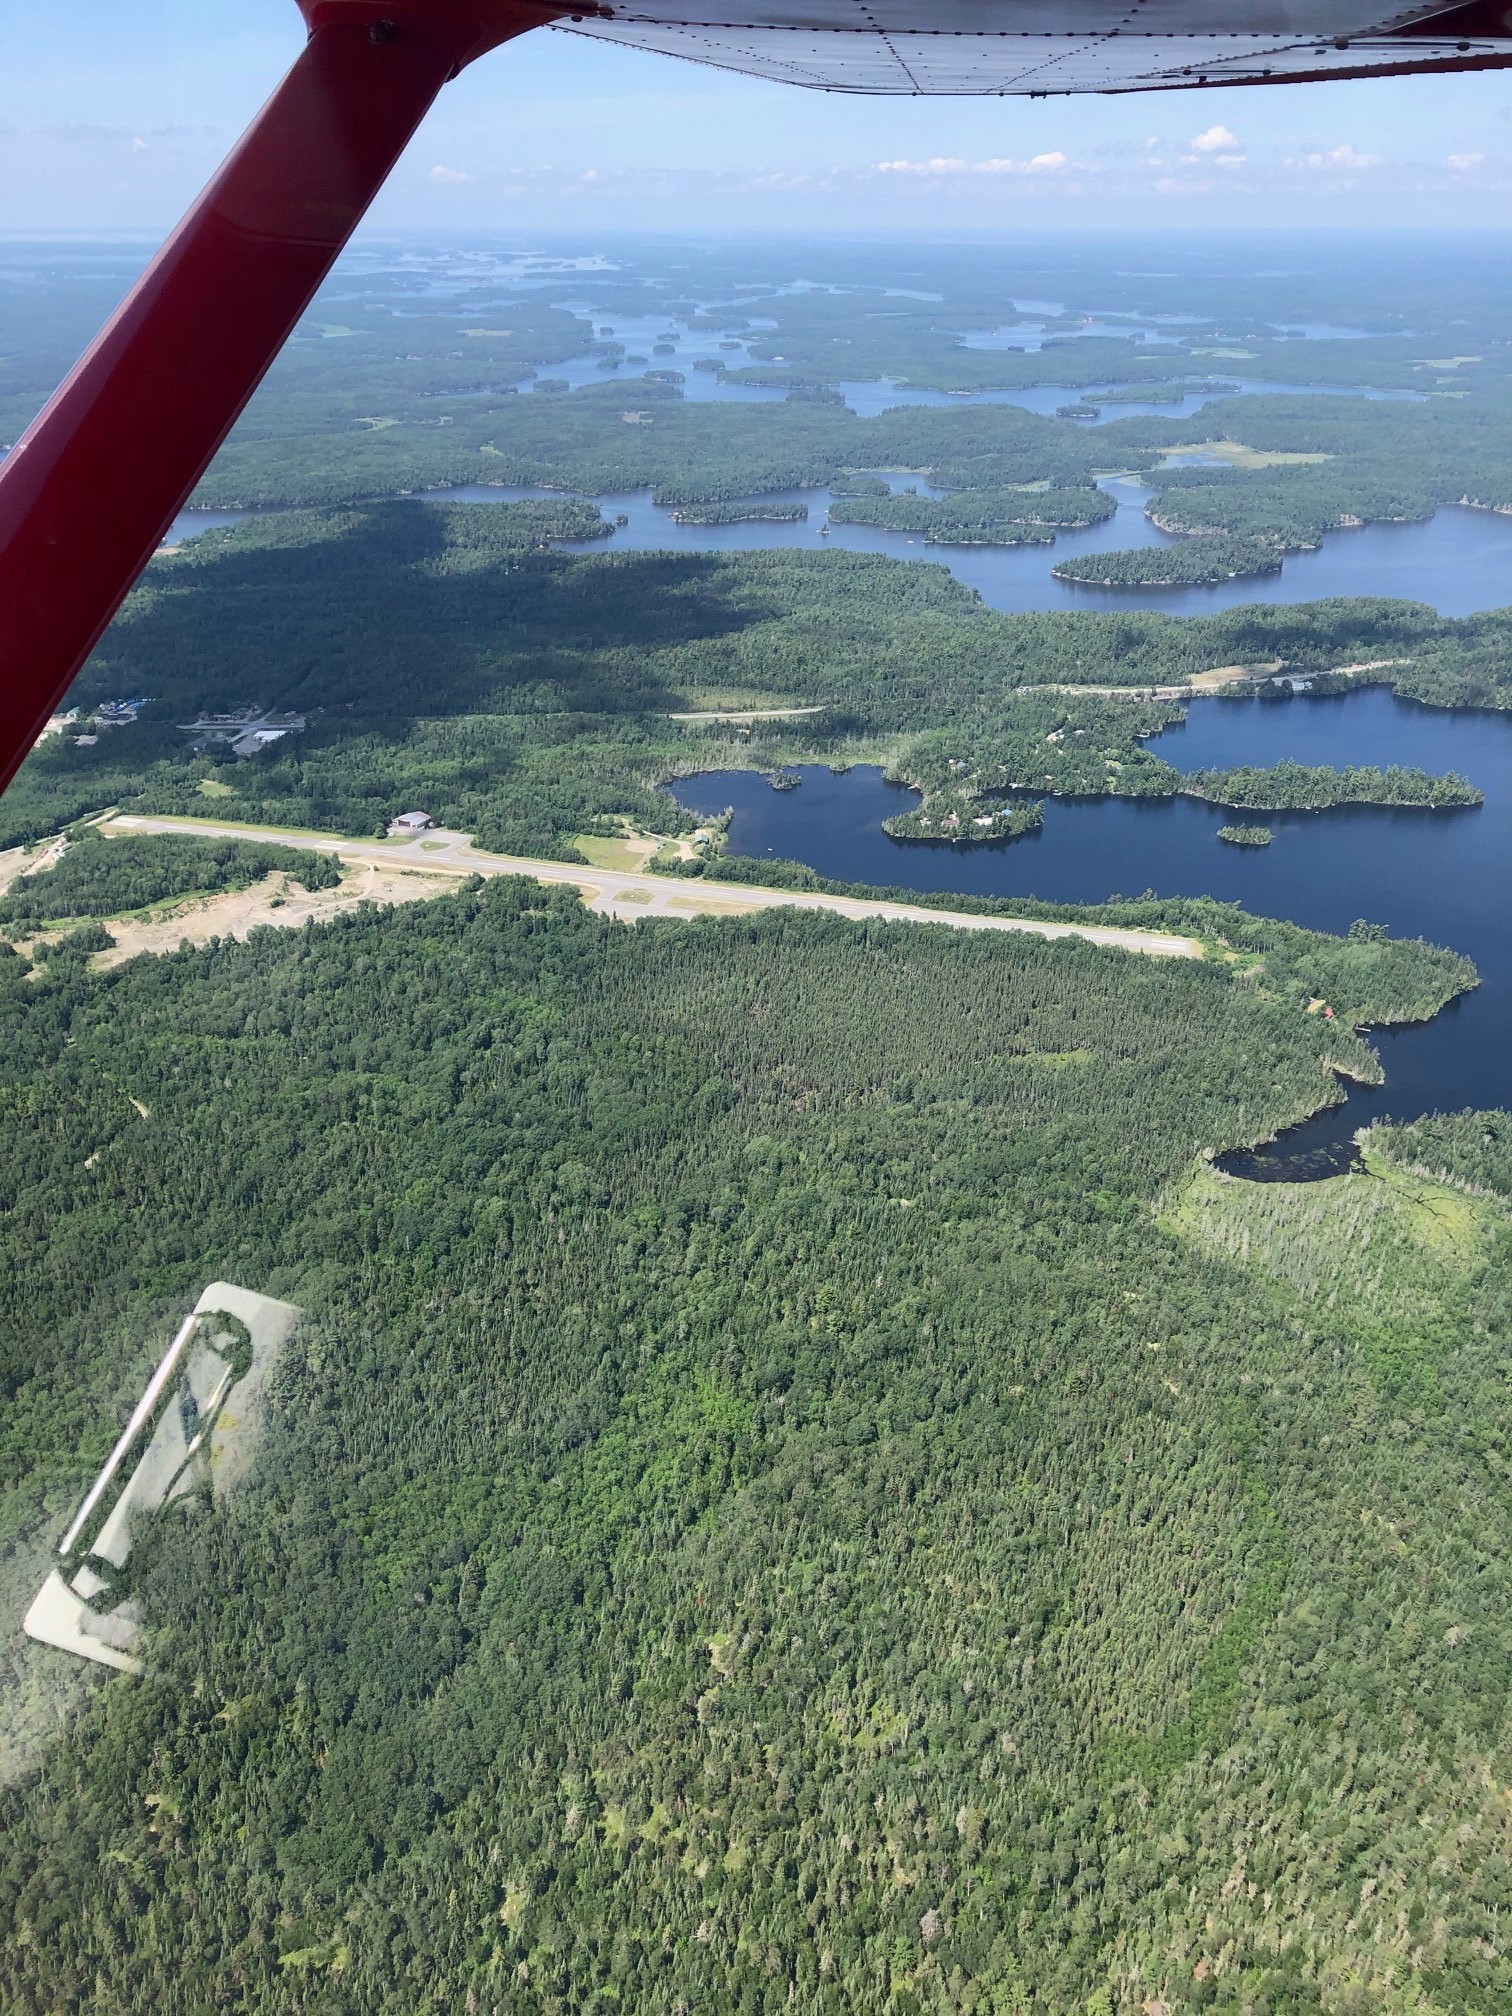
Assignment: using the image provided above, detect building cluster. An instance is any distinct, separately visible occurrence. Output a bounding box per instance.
[94,697,149,725]
[178,706,308,758]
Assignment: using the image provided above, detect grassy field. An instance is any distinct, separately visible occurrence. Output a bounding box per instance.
[570,831,663,872]
[1161,440,1333,470]
[1164,1150,1505,1408]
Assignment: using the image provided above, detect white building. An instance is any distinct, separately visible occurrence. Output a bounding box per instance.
[392,810,434,834]
[230,726,287,758]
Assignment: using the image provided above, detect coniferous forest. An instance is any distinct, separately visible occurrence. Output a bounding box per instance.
[0,882,1507,2016]
[2,234,1510,2016]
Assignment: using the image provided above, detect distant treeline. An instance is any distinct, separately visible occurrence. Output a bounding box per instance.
[190,380,1161,511]
[3,506,1503,860]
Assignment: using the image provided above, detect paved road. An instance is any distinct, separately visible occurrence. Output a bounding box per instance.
[103,816,1202,960]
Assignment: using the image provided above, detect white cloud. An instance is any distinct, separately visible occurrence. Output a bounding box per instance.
[1184,125,1244,166]
[130,136,148,153]
[903,151,1075,177]
[1298,143,1380,174]
[874,157,967,176]
[1446,151,1485,170]
[427,163,470,185]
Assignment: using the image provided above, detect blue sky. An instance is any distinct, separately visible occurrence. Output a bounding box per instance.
[6,0,1512,235]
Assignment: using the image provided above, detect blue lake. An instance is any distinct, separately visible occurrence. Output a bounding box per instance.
[670,687,1511,1178]
[165,478,1512,624]
[542,481,1512,621]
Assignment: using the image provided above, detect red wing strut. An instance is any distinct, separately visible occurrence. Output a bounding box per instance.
[2,0,1510,794]
[0,2,560,797]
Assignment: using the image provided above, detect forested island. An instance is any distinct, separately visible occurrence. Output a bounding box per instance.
[1098,377,1242,404]
[1052,536,1284,587]
[1184,759,1483,812]
[1218,823,1274,846]
[669,500,808,524]
[1138,456,1428,547]
[828,483,1113,545]
[881,791,1043,844]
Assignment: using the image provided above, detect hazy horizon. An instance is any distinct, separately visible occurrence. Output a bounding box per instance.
[11,2,1512,236]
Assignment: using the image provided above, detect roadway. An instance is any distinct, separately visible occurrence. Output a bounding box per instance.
[102,816,1202,960]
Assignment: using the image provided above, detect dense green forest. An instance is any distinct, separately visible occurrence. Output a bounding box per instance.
[190,381,1148,513]
[0,829,338,927]
[2,503,1501,864]
[1363,1107,1512,1197]
[3,235,1509,2014]
[1,878,1504,2015]
[1106,394,1512,551]
[633,865,1479,1032]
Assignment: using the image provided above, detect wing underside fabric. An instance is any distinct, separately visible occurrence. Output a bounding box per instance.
[558,0,1512,92]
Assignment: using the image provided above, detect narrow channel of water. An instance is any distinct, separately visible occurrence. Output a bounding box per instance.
[163,471,1512,620]
[670,688,1510,1178]
[411,478,1512,621]
[833,376,1419,421]
[164,473,1512,621]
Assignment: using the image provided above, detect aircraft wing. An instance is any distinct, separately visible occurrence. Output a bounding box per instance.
[561,0,1512,93]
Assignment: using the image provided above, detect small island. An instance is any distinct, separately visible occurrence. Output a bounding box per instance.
[1217,824,1273,847]
[829,485,1113,545]
[1186,760,1483,812]
[669,500,808,524]
[1095,377,1241,403]
[1052,537,1283,588]
[883,795,1044,845]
